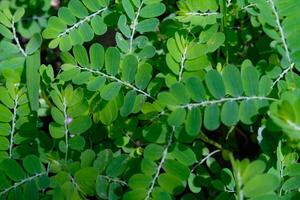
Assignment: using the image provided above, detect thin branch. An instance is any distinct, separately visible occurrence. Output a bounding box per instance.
[12,20,27,57]
[242,3,256,10]
[178,96,277,110]
[178,47,187,82]
[63,97,69,160]
[144,127,175,200]
[268,0,292,65]
[9,95,19,159]
[185,11,220,16]
[0,172,46,196]
[268,0,294,88]
[129,0,144,52]
[101,175,128,186]
[76,66,154,100]
[271,63,294,88]
[58,7,108,38]
[191,149,221,172]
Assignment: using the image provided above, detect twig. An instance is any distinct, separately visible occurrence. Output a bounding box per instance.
[144,127,175,200]
[179,96,277,110]
[0,172,46,196]
[63,97,69,160]
[12,20,27,57]
[268,0,293,88]
[58,7,108,38]
[76,66,154,100]
[191,149,221,172]
[185,11,220,16]
[129,0,144,52]
[101,175,128,186]
[9,95,19,158]
[178,47,187,82]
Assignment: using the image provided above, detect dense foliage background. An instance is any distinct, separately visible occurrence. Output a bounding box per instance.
[0,0,300,199]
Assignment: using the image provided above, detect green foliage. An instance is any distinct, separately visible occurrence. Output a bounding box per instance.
[1,0,300,199]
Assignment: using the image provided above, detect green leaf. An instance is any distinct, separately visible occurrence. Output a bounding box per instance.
[105,47,120,75]
[185,77,206,102]
[122,55,138,83]
[0,136,9,150]
[69,136,85,151]
[13,8,25,22]
[136,18,159,33]
[87,76,106,91]
[140,3,166,18]
[239,99,258,125]
[122,0,135,20]
[158,173,185,195]
[168,108,186,127]
[58,7,76,25]
[204,104,220,131]
[128,174,152,189]
[91,15,107,35]
[170,83,190,104]
[205,70,225,99]
[51,107,65,125]
[82,0,102,12]
[144,144,164,161]
[221,101,239,126]
[68,116,92,135]
[206,32,225,53]
[241,65,259,96]
[170,143,197,166]
[143,123,168,143]
[222,65,243,97]
[0,24,13,39]
[0,123,10,136]
[167,38,181,62]
[120,90,137,117]
[73,45,89,67]
[106,155,128,177]
[80,149,96,168]
[118,15,131,38]
[0,104,12,122]
[23,155,42,174]
[96,176,109,199]
[243,174,280,198]
[100,82,122,101]
[68,0,89,18]
[135,63,152,90]
[0,159,26,181]
[75,167,97,196]
[163,159,190,181]
[185,107,201,136]
[282,176,300,192]
[242,160,266,184]
[26,51,40,112]
[49,122,65,139]
[25,34,42,55]
[89,43,104,70]
[123,189,147,200]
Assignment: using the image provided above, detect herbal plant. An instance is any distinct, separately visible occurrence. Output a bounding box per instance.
[0,0,300,199]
